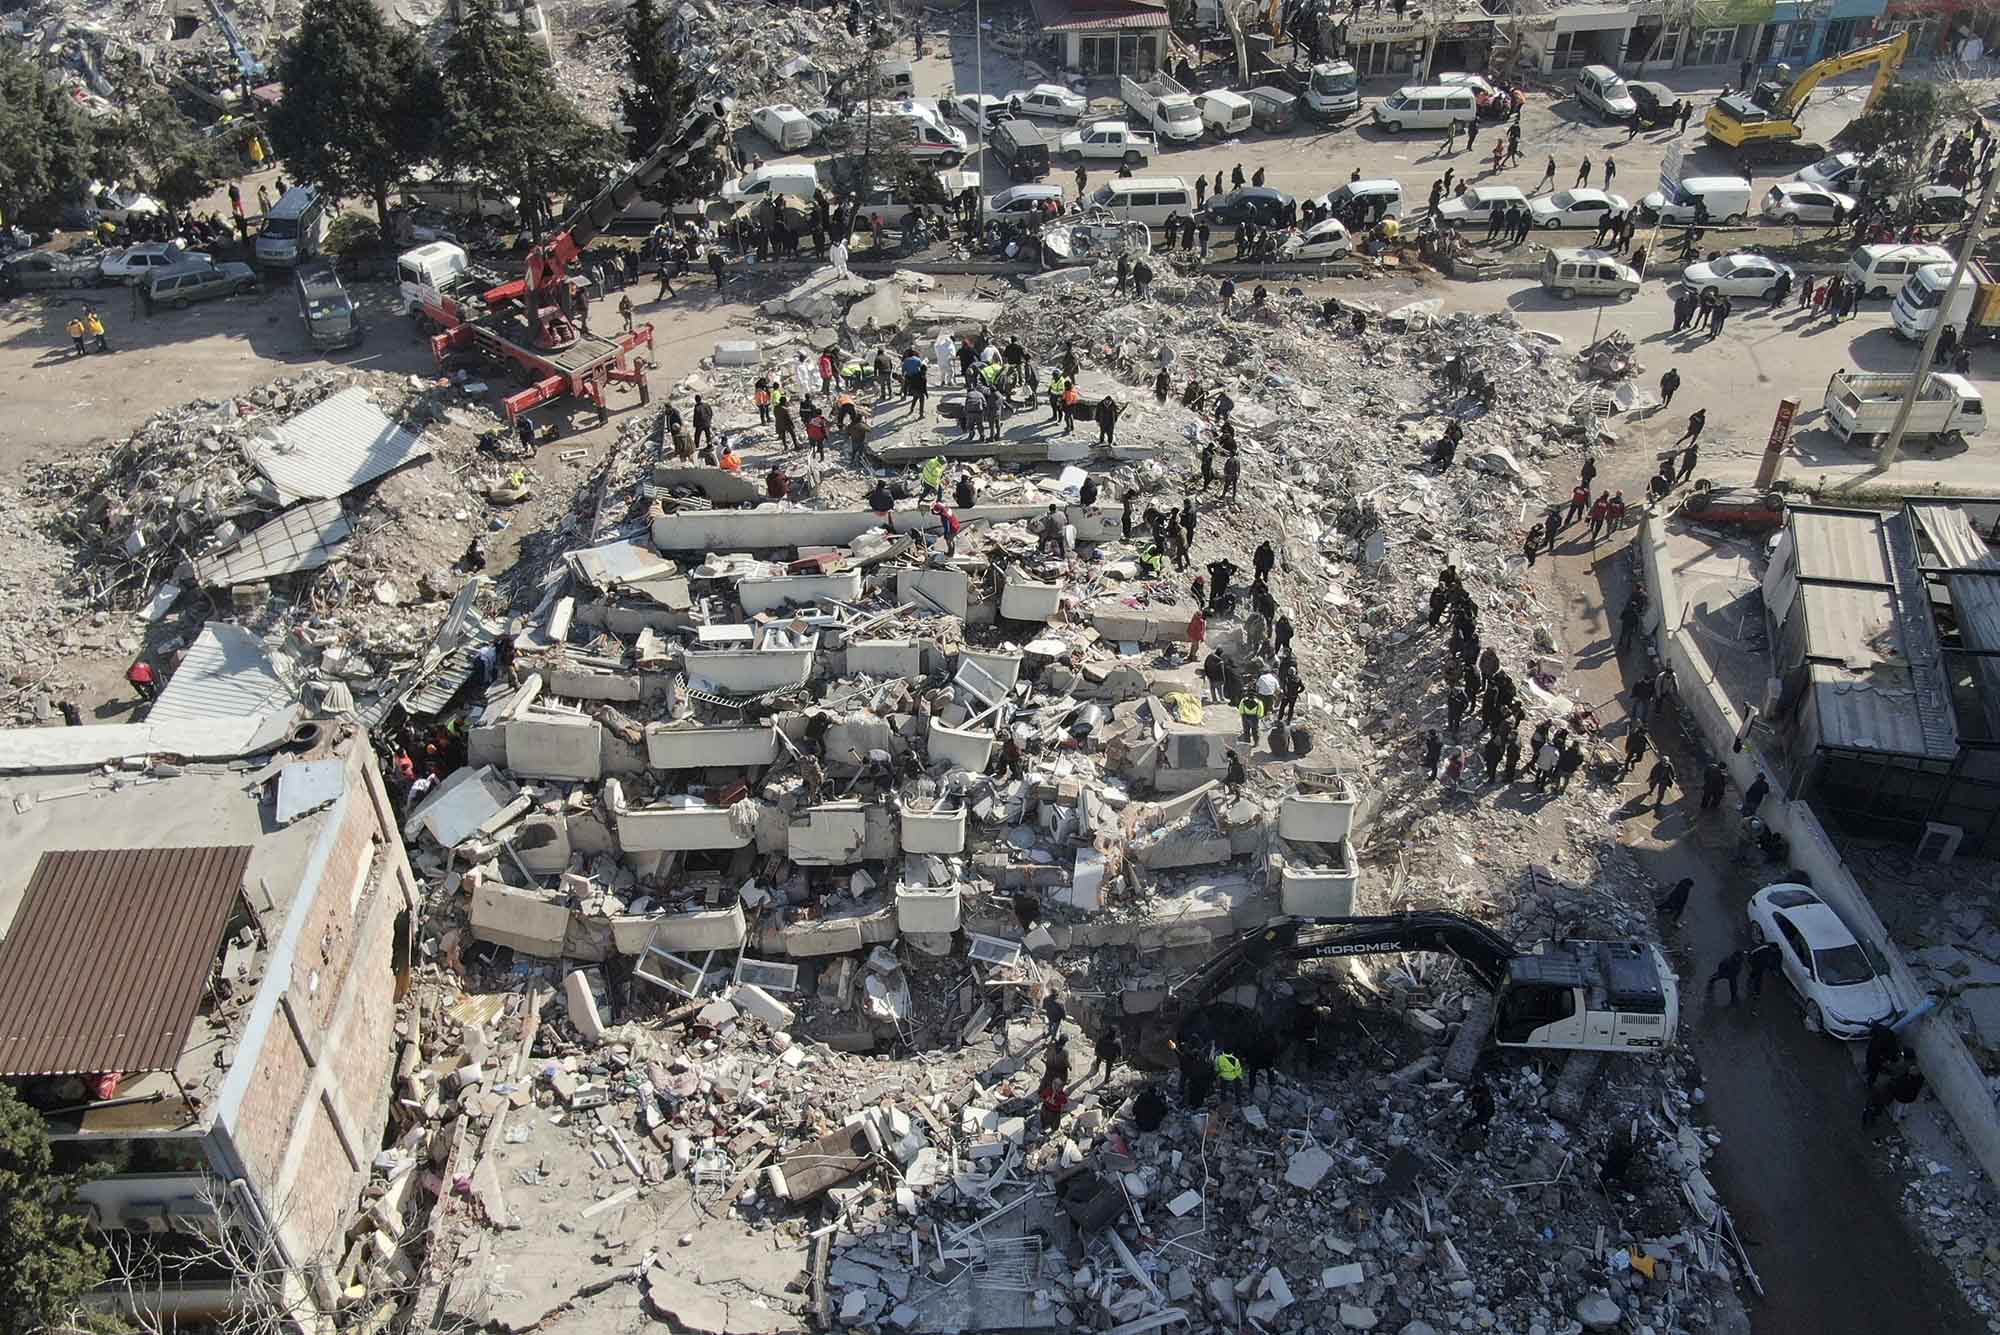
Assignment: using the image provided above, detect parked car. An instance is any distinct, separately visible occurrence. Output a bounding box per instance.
[1435,185,1528,226]
[100,242,208,284]
[1898,184,1970,224]
[1626,80,1679,128]
[750,104,815,150]
[1761,182,1857,224]
[1682,252,1794,299]
[1540,247,1641,300]
[147,259,259,309]
[1573,64,1637,122]
[983,183,1067,219]
[2,249,100,290]
[1435,72,1522,120]
[1005,83,1089,122]
[1243,85,1299,131]
[946,93,1009,129]
[1282,217,1351,259]
[1526,188,1631,229]
[89,183,166,223]
[1746,884,1896,1039]
[1199,186,1294,227]
[1792,151,1863,191]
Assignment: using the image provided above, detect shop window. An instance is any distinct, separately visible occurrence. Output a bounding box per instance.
[1691,25,1737,66]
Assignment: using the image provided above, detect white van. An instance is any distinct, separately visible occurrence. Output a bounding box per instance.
[1640,174,1753,224]
[1371,85,1477,133]
[1541,247,1640,300]
[720,162,819,204]
[1196,89,1252,138]
[255,186,329,267]
[856,104,969,163]
[1845,243,1955,299]
[1319,178,1404,220]
[1088,176,1196,226]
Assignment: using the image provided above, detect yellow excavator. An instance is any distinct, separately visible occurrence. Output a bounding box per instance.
[1704,31,1909,153]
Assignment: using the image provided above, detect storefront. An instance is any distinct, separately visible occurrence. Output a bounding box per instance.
[1428,17,1498,73]
[1682,0,1775,65]
[1030,0,1172,77]
[1340,13,1431,78]
[1758,0,1885,64]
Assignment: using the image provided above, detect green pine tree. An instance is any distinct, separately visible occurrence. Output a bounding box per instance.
[268,0,444,228]
[0,1083,108,1332]
[0,46,95,228]
[439,0,616,232]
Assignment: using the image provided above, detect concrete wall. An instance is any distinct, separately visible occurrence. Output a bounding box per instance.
[209,742,413,1292]
[1279,791,1357,844]
[683,645,815,693]
[786,802,871,865]
[651,503,1120,554]
[1637,515,2000,1190]
[644,724,781,770]
[738,571,864,615]
[896,885,962,933]
[1000,570,1062,621]
[897,569,970,620]
[900,802,967,854]
[614,802,755,851]
[846,639,925,678]
[929,719,995,773]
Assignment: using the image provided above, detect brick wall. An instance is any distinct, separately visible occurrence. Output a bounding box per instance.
[221,738,409,1272]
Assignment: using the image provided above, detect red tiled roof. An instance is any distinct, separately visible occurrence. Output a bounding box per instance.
[1030,0,1172,31]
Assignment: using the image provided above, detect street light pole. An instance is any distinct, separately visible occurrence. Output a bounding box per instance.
[1878,163,2000,467]
[975,0,986,238]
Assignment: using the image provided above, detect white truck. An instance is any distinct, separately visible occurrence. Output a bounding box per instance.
[1057,120,1158,167]
[1890,259,2000,341]
[1823,369,1986,445]
[1120,74,1204,143]
[1304,61,1361,118]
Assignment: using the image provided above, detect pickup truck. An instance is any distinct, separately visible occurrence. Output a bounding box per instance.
[1120,75,1204,143]
[1823,369,1986,445]
[1056,121,1157,168]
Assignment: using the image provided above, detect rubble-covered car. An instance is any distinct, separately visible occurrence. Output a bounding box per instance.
[946,92,1009,129]
[1626,80,1679,128]
[804,106,852,145]
[1792,150,1864,192]
[1005,82,1089,122]
[1436,71,1523,120]
[100,242,209,284]
[1282,217,1352,260]
[1683,252,1793,300]
[1526,188,1631,230]
[2,249,101,291]
[1200,186,1294,227]
[1747,884,1897,1038]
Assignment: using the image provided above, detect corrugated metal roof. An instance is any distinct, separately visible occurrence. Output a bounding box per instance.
[1810,662,1932,758]
[147,624,299,724]
[1798,583,1902,669]
[241,386,432,504]
[193,499,352,587]
[1789,508,1892,585]
[1909,501,2000,740]
[1029,0,1170,28]
[0,847,250,1077]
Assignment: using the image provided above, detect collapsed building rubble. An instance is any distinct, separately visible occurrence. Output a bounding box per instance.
[4,258,1778,1334]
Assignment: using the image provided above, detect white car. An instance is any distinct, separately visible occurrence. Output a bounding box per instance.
[947,93,1009,129]
[1682,253,1793,299]
[983,183,1066,218]
[750,104,814,150]
[1747,884,1896,1039]
[90,183,165,223]
[100,242,209,283]
[1006,83,1089,122]
[1283,217,1352,260]
[1793,151,1862,191]
[1761,181,1856,224]
[1527,189,1631,230]
[1435,185,1527,224]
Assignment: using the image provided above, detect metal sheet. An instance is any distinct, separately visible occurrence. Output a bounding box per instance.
[1789,508,1892,586]
[413,765,519,847]
[0,712,301,774]
[240,386,433,503]
[146,624,298,724]
[274,758,346,824]
[192,498,352,587]
[0,847,251,1076]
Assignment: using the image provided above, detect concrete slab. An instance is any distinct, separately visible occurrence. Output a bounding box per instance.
[737,570,863,615]
[999,569,1063,621]
[505,713,604,782]
[928,719,995,774]
[897,569,970,621]
[788,803,870,865]
[735,983,797,1029]
[563,968,607,1043]
[900,802,966,854]
[684,644,816,694]
[469,881,570,957]
[652,503,1119,555]
[646,904,749,952]
[847,639,925,678]
[645,723,781,770]
[1279,790,1358,844]
[896,884,962,934]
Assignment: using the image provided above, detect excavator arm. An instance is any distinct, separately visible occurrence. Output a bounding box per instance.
[1168,911,1521,1006]
[1778,31,1909,119]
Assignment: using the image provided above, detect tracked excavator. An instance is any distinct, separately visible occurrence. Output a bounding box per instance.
[1150,911,1679,1120]
[1704,32,1909,154]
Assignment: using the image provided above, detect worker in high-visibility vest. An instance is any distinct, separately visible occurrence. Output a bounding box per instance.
[919,455,946,502]
[1214,1052,1244,1087]
[1238,692,1266,747]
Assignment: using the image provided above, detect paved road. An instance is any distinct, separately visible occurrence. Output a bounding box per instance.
[1537,447,1981,1332]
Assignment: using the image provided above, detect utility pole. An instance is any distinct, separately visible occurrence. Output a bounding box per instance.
[975,0,986,238]
[1878,164,2000,466]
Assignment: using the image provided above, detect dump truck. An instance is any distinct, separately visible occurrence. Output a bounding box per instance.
[1119,74,1205,143]
[1890,259,2000,341]
[1056,120,1158,167]
[1823,369,1986,445]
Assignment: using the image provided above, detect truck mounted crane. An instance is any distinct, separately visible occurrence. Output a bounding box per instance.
[407,100,728,425]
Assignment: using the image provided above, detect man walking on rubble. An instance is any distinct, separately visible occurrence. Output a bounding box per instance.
[1222,452,1241,500]
[1239,692,1266,747]
[1646,756,1677,809]
[1086,1026,1123,1084]
[1042,992,1066,1045]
